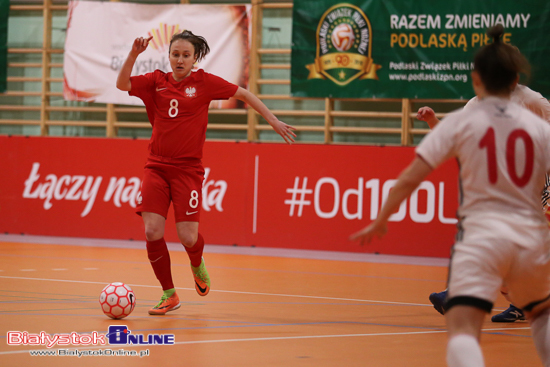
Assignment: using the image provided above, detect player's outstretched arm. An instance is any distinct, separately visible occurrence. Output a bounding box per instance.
[232,87,297,144]
[417,106,440,129]
[116,36,153,92]
[349,157,433,245]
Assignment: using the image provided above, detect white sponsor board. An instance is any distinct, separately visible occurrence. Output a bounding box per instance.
[63,1,250,106]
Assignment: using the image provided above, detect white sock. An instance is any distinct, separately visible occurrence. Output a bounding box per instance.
[447,334,484,367]
[531,308,550,366]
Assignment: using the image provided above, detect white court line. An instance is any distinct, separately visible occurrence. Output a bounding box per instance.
[0,275,431,307]
[212,289,431,307]
[0,327,532,356]
[168,326,532,345]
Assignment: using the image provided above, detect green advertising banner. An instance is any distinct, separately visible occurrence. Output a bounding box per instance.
[291,1,550,99]
[0,0,8,94]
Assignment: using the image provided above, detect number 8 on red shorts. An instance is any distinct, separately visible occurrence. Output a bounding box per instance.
[137,158,205,223]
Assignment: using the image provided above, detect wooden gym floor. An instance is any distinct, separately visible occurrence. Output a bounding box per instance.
[0,234,540,367]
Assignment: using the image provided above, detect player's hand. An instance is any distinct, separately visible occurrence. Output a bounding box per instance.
[131,36,153,56]
[417,107,435,122]
[416,107,439,129]
[270,119,297,144]
[349,220,388,246]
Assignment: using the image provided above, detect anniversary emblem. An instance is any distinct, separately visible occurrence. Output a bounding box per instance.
[306,3,381,85]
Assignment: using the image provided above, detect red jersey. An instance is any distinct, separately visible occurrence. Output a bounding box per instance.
[129,69,238,160]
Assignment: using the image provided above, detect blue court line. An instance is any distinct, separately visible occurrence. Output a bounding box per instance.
[198,265,446,283]
[0,320,444,340]
[0,301,432,314]
[114,320,450,333]
[0,287,438,309]
[1,320,446,336]
[0,289,428,306]
[0,253,149,265]
[0,299,94,304]
[0,290,94,298]
[482,330,532,338]
[0,294,96,301]
[0,318,531,340]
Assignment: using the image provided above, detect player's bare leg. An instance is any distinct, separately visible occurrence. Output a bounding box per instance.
[445,305,486,367]
[525,299,550,365]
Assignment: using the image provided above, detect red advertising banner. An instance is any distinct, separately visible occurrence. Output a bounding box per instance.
[1,136,459,257]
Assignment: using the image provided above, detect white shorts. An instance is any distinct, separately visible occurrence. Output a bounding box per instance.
[447,217,550,312]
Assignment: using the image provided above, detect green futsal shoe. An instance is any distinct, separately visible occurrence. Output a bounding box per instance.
[191,257,210,296]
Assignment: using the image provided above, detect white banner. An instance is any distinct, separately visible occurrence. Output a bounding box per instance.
[63,1,250,107]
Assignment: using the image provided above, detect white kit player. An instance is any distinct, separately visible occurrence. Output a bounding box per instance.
[351,25,550,367]
[418,68,550,323]
[418,84,550,130]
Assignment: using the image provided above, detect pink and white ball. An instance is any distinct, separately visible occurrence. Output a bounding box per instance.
[331,23,355,52]
[99,282,136,319]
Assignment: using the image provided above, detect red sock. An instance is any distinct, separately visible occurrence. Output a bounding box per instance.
[146,237,174,291]
[185,233,204,267]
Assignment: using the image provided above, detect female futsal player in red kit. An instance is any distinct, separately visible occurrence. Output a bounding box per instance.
[116,31,296,315]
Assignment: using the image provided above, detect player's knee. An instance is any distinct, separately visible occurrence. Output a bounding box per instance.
[178,231,198,248]
[144,226,164,241]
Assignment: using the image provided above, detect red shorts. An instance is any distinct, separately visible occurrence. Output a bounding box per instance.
[136,154,205,223]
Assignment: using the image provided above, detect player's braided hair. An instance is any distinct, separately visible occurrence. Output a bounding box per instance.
[473,24,530,94]
[169,30,210,63]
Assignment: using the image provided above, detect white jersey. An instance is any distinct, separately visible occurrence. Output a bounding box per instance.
[464,86,550,211]
[464,85,550,123]
[416,96,550,233]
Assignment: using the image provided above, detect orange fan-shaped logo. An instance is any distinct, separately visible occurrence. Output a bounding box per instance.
[147,23,182,53]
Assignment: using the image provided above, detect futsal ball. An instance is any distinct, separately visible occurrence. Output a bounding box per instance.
[331,23,355,52]
[99,282,136,319]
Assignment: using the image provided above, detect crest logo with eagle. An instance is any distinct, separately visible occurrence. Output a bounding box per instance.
[306,3,381,86]
[185,86,196,98]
